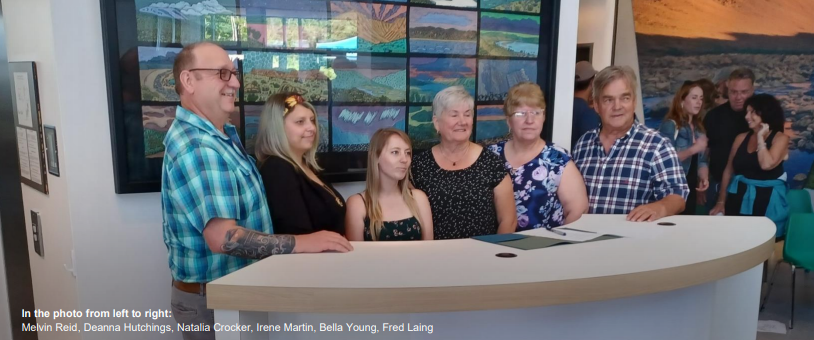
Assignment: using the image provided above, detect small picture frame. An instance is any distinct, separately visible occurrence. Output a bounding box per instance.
[44,125,59,176]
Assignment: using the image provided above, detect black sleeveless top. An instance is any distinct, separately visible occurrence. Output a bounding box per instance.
[358,194,423,241]
[732,130,784,180]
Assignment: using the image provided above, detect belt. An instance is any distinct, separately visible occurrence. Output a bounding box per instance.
[173,280,207,295]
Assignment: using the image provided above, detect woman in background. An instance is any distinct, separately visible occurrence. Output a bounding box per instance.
[658,81,710,213]
[695,78,719,114]
[255,93,346,236]
[711,94,789,237]
[345,128,433,241]
[488,83,588,230]
[411,86,516,239]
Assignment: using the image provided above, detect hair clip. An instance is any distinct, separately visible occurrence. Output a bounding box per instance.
[283,94,304,115]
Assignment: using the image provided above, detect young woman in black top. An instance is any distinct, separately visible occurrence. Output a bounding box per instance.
[255,93,346,236]
[345,128,434,241]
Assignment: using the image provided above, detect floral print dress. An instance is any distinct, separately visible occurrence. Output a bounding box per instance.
[363,217,422,241]
[488,141,570,231]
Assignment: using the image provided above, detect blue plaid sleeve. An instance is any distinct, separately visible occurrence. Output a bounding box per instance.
[650,140,690,201]
[167,147,241,233]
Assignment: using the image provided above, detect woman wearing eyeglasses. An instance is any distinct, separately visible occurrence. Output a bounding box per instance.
[255,93,346,236]
[411,86,517,239]
[488,83,588,230]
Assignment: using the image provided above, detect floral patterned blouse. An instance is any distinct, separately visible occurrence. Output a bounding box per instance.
[488,141,570,231]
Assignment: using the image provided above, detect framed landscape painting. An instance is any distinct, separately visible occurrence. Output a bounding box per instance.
[102,0,561,193]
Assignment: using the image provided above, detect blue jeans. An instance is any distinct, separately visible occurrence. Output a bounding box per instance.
[706,179,722,213]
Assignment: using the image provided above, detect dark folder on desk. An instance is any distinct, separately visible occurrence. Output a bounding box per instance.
[473,234,621,250]
[472,234,527,243]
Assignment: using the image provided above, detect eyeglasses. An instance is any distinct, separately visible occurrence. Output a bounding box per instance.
[188,68,241,82]
[512,109,545,118]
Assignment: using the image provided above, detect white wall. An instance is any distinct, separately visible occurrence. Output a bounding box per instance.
[1,1,581,340]
[2,1,81,340]
[550,0,580,148]
[613,0,645,123]
[48,0,177,338]
[577,0,616,70]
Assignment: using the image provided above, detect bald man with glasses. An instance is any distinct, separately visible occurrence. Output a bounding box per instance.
[161,42,352,340]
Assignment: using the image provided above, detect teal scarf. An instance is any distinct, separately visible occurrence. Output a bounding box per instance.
[727,175,788,237]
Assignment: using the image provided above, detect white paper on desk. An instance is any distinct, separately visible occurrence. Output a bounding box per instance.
[17,127,31,180]
[26,129,42,184]
[14,72,33,128]
[589,225,667,240]
[540,228,604,242]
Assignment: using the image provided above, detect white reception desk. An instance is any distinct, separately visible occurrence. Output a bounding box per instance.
[208,214,775,340]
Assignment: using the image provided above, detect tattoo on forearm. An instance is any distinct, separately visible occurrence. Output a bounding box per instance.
[221,229,295,259]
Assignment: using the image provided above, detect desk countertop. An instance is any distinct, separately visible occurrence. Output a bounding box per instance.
[207,214,774,313]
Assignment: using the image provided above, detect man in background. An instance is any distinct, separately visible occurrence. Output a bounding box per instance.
[572,61,601,151]
[703,68,755,212]
[712,66,737,107]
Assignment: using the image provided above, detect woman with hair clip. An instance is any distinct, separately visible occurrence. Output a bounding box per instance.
[256,93,346,236]
[345,128,434,241]
[658,81,710,213]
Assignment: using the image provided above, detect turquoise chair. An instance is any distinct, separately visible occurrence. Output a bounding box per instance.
[783,213,814,329]
[787,189,813,214]
[760,189,813,312]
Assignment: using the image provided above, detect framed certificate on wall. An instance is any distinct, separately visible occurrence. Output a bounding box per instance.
[10,61,48,194]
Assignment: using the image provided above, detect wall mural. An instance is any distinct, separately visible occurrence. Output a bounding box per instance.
[104,0,559,193]
[633,0,814,189]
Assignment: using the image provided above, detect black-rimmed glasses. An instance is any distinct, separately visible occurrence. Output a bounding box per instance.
[188,68,241,82]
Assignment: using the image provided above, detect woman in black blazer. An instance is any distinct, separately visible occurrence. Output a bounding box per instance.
[255,93,345,236]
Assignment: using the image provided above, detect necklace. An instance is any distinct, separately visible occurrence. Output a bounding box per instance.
[322,183,344,207]
[302,162,344,207]
[440,142,470,167]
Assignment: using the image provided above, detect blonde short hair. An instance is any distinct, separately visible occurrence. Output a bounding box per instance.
[503,82,546,117]
[592,65,638,104]
[255,92,322,172]
[432,86,474,117]
[728,67,755,85]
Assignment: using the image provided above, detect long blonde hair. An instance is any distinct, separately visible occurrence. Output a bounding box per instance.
[364,128,422,240]
[255,92,322,172]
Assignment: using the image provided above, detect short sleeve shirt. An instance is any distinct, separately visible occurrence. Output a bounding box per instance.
[161,106,273,283]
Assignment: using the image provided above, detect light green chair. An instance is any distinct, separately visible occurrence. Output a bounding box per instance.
[782,213,814,329]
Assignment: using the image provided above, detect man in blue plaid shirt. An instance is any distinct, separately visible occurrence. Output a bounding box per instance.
[573,66,689,222]
[161,42,352,340]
